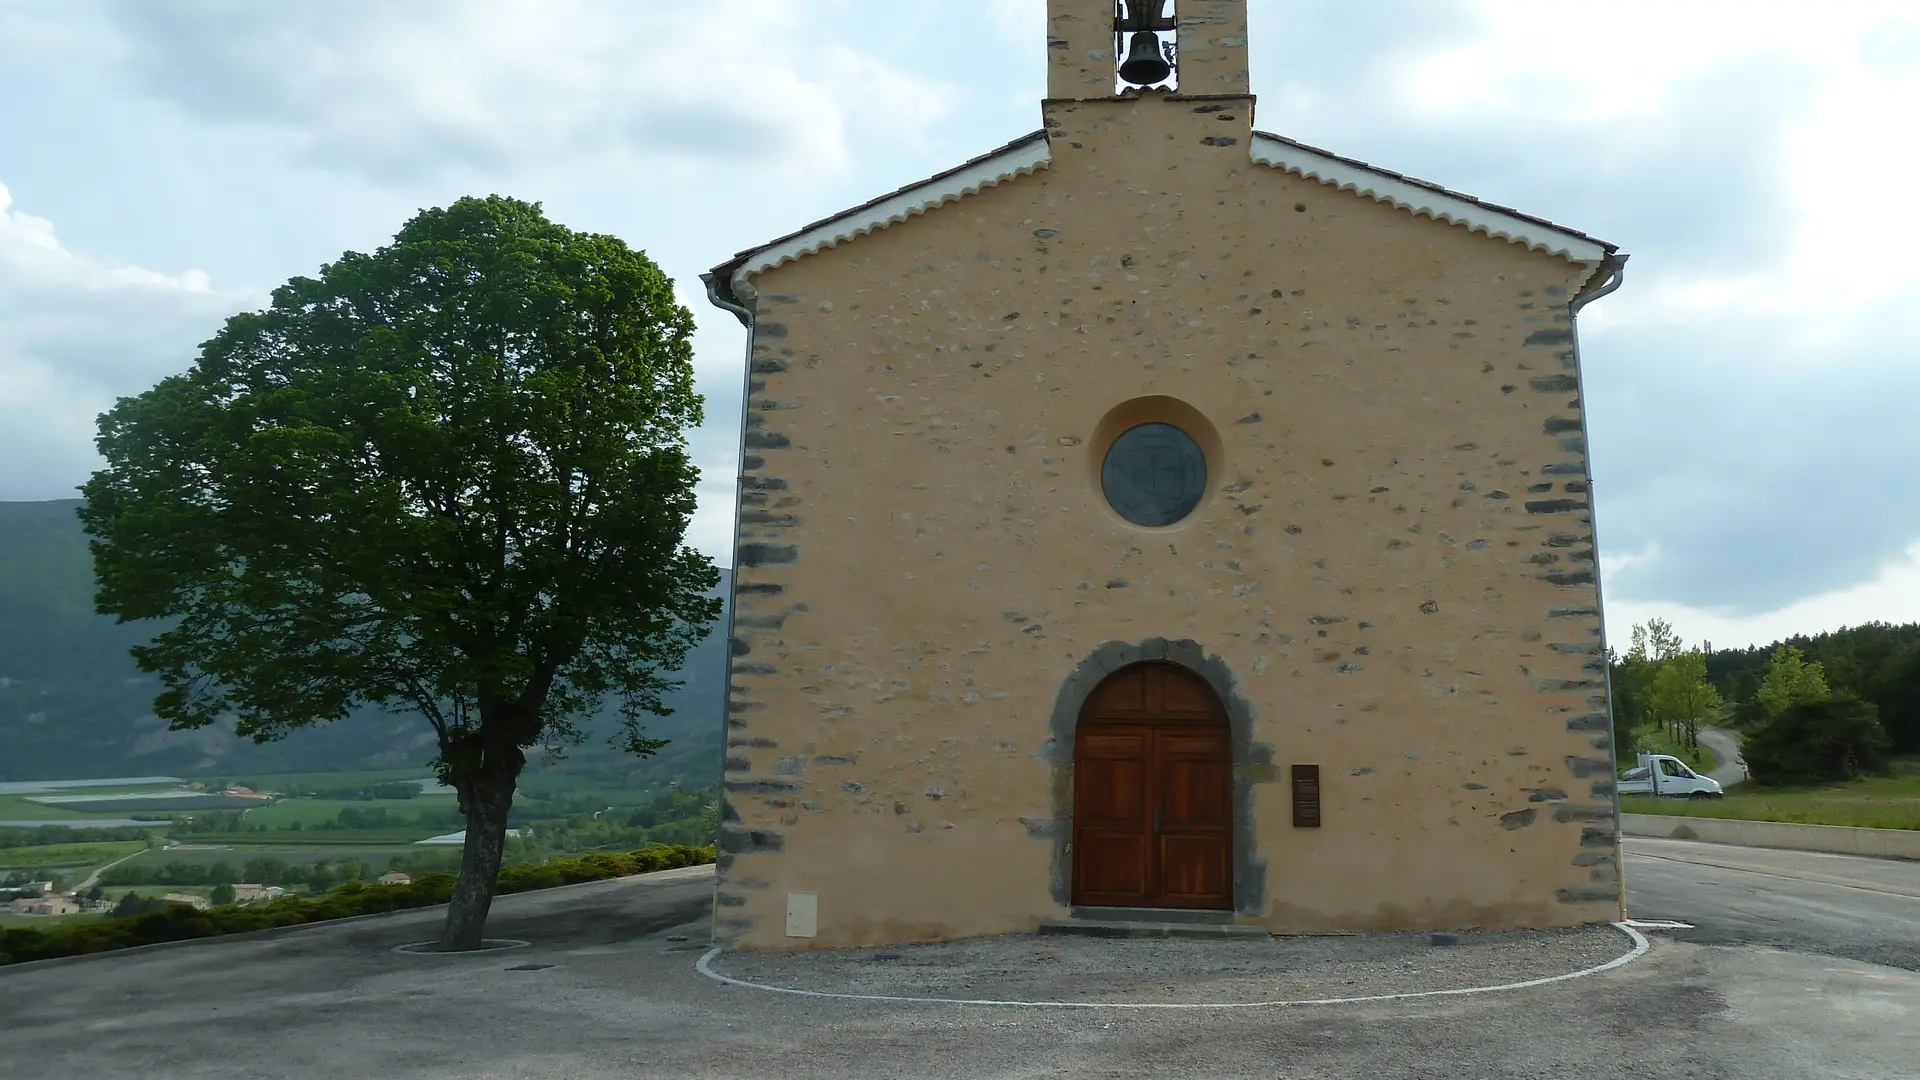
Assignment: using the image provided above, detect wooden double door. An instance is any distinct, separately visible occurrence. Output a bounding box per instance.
[1071,662,1233,910]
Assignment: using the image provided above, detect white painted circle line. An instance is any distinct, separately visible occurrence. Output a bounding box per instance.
[695,921,1651,1009]
[391,938,531,955]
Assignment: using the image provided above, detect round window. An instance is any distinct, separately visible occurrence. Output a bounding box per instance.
[1101,422,1208,527]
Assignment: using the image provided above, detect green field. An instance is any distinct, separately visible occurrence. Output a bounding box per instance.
[110,882,219,898]
[0,794,88,820]
[23,795,261,814]
[195,768,435,791]
[0,911,106,930]
[514,770,673,797]
[243,796,454,828]
[126,845,418,868]
[1623,769,1920,830]
[201,829,442,846]
[0,781,184,794]
[0,840,147,870]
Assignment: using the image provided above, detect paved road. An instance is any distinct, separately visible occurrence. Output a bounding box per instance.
[74,847,146,892]
[1,849,1915,1079]
[1625,835,1920,970]
[1697,727,1747,786]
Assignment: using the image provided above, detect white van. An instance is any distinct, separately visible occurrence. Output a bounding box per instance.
[1617,753,1724,799]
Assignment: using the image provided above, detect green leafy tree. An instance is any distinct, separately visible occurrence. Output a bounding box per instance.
[1755,645,1831,720]
[78,195,721,950]
[209,882,237,907]
[1864,641,1920,753]
[1609,618,1687,751]
[305,864,338,895]
[243,856,290,886]
[1744,696,1891,785]
[1627,618,1684,664]
[112,890,167,918]
[1646,649,1723,754]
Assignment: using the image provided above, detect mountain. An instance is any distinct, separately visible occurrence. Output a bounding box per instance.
[0,499,729,785]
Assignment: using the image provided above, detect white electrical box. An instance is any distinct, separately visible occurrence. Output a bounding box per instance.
[785,891,818,938]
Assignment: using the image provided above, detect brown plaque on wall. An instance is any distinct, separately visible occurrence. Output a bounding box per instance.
[1291,764,1321,828]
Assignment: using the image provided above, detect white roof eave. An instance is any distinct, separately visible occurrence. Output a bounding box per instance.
[730,138,1055,304]
[1249,133,1611,264]
[722,131,1610,306]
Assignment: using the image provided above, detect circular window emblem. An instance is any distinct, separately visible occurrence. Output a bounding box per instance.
[1101,422,1208,527]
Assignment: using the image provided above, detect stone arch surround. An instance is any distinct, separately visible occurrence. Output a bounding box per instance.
[1035,638,1275,915]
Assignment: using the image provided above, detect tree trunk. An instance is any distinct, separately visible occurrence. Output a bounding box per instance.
[441,773,515,951]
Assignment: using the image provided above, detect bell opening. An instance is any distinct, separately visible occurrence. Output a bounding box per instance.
[1117,31,1172,87]
[1113,1,1176,91]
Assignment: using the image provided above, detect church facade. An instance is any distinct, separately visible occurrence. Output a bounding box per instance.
[703,0,1627,951]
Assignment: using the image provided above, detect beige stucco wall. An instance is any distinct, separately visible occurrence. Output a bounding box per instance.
[715,91,1620,950]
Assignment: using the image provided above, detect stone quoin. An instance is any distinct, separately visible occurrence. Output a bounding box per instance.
[701,0,1626,950]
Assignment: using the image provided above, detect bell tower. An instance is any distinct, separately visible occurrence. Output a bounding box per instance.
[1046,1,1250,100]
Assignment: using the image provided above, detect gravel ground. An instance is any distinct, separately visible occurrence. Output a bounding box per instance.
[706,923,1637,1004]
[5,858,1917,1079]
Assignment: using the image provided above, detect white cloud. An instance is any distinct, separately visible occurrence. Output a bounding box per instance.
[1608,539,1920,651]
[0,185,214,295]
[0,182,253,499]
[1400,3,1920,316]
[102,0,960,185]
[4,0,1918,641]
[1398,1,1914,121]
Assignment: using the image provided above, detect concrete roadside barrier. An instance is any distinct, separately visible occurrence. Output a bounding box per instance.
[1622,813,1920,861]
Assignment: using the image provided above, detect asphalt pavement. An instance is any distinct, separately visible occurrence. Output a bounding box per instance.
[1625,835,1920,970]
[1697,727,1748,786]
[0,845,1914,1079]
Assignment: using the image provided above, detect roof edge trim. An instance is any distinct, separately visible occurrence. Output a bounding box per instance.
[1249,133,1614,263]
[724,133,1053,306]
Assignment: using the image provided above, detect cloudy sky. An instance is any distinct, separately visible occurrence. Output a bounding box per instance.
[2,0,1916,651]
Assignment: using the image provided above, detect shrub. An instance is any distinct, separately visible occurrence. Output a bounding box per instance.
[0,844,712,966]
[1744,695,1892,786]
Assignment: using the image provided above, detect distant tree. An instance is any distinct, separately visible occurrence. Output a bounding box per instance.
[1647,650,1723,754]
[1756,645,1831,720]
[79,196,721,950]
[112,890,165,918]
[157,860,205,886]
[1610,618,1689,742]
[1628,618,1685,664]
[305,865,338,895]
[244,856,290,886]
[1865,642,1920,754]
[1744,696,1891,785]
[206,860,237,886]
[209,882,237,906]
[692,799,721,845]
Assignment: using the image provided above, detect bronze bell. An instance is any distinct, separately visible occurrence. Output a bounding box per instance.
[1117,30,1170,86]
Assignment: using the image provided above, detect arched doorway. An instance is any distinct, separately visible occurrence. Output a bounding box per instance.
[1071,661,1233,909]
